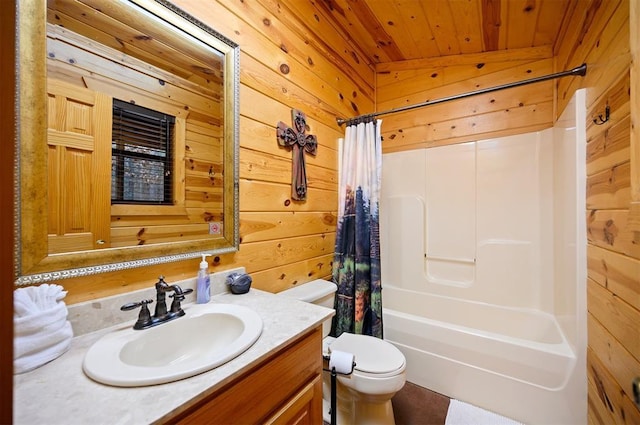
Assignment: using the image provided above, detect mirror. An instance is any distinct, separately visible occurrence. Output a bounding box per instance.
[16,0,239,285]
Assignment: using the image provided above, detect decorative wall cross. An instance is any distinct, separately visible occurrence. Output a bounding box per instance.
[276,109,318,201]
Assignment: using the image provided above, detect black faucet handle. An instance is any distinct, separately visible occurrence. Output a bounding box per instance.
[121,299,154,311]
[121,299,154,330]
[179,288,194,296]
[169,288,193,315]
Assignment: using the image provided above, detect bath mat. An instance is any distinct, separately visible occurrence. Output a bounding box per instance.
[445,399,523,425]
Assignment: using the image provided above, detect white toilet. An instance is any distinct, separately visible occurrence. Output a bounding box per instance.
[280,279,406,425]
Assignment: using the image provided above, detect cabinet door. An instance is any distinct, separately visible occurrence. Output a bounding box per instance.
[264,375,322,425]
[47,79,111,253]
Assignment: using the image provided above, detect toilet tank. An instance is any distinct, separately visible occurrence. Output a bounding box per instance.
[279,279,336,337]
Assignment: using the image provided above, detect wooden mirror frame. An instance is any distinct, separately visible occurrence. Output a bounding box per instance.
[15,0,240,285]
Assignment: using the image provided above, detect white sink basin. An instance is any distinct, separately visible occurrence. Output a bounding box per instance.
[83,303,262,387]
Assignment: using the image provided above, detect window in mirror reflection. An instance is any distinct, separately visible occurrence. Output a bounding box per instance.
[111,99,175,205]
[45,13,226,253]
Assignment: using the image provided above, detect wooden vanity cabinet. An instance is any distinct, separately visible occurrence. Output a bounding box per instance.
[165,326,323,425]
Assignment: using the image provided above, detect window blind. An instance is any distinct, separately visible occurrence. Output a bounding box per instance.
[111,99,175,204]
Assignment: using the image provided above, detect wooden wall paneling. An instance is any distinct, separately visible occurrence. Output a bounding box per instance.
[240,180,337,213]
[571,13,630,115]
[381,101,552,154]
[375,45,552,73]
[377,55,556,152]
[52,0,223,89]
[376,58,541,99]
[48,32,218,117]
[587,115,631,176]
[586,70,630,130]
[381,81,552,136]
[377,56,553,112]
[109,224,213,248]
[587,347,640,425]
[241,149,336,192]
[586,162,631,210]
[424,100,553,140]
[588,313,640,420]
[588,244,640,311]
[240,117,344,170]
[381,122,551,155]
[588,279,640,362]
[61,258,207,304]
[629,0,640,231]
[239,53,358,128]
[233,234,335,275]
[588,209,640,260]
[225,0,374,101]
[239,90,342,155]
[263,0,375,95]
[555,0,621,75]
[173,0,374,125]
[240,212,336,244]
[556,0,626,113]
[250,254,334,294]
[560,1,640,422]
[174,117,187,206]
[241,149,294,185]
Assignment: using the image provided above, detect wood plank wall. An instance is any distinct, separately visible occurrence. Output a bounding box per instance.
[375,46,555,154]
[555,1,640,423]
[60,0,374,304]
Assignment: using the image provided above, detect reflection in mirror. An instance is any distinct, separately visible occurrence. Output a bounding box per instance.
[16,0,239,285]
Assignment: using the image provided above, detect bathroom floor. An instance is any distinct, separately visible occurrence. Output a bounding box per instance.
[322,382,449,425]
[391,382,450,425]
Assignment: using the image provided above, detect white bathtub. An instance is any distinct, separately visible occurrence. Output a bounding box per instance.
[383,285,580,424]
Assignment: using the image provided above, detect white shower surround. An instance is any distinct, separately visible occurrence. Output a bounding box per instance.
[380,90,587,425]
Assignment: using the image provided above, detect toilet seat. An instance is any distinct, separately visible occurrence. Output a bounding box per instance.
[330,333,405,378]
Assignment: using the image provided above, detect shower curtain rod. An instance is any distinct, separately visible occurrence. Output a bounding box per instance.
[336,63,587,126]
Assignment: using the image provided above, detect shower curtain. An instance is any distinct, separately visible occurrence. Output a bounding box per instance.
[331,119,383,339]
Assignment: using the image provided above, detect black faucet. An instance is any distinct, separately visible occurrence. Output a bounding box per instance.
[121,276,193,330]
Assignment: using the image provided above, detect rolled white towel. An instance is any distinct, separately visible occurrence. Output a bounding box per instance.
[14,323,73,374]
[15,302,69,337]
[14,314,72,359]
[14,284,73,374]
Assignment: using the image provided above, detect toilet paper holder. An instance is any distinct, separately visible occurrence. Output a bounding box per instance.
[323,354,356,425]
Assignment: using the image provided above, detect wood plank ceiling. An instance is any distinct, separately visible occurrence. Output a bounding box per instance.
[316,0,576,65]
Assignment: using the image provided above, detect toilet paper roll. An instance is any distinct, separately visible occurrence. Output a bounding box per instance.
[329,350,354,374]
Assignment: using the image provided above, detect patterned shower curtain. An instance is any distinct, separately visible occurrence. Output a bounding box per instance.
[331,118,383,339]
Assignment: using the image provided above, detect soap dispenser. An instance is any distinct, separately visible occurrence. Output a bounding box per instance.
[196,254,212,304]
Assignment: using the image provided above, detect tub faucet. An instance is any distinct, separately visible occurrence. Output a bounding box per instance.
[121,276,193,330]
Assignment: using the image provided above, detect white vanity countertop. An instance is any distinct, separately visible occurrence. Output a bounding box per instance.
[13,288,333,425]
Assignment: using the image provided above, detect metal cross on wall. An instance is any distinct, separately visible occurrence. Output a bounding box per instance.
[276,109,318,201]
